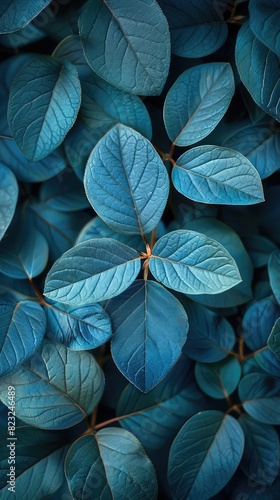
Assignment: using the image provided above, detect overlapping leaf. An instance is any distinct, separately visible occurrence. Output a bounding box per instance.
[249,0,280,56]
[0,164,18,241]
[238,373,280,424]
[0,0,52,33]
[195,357,242,399]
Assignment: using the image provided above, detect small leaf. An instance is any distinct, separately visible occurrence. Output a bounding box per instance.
[44,239,141,304]
[168,410,244,498]
[163,62,234,146]
[172,145,264,205]
[8,55,81,161]
[0,296,46,376]
[238,373,280,424]
[106,280,188,392]
[0,164,18,241]
[52,35,93,80]
[65,429,158,499]
[249,0,280,56]
[39,171,89,212]
[0,340,104,429]
[268,317,280,360]
[242,234,278,268]
[149,230,242,295]
[195,357,242,399]
[84,124,169,235]
[79,0,170,95]
[242,295,280,351]
[0,0,52,33]
[268,250,280,304]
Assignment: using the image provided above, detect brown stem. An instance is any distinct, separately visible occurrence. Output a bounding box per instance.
[150,227,157,250]
[169,142,175,160]
[28,277,47,305]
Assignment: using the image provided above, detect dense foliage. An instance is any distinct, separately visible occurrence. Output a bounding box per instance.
[0,0,280,498]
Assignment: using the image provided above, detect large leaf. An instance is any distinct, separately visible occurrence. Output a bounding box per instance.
[8,56,81,161]
[242,295,280,350]
[79,0,170,95]
[158,0,228,58]
[84,124,169,235]
[65,429,158,499]
[0,427,68,499]
[106,280,188,392]
[44,239,141,304]
[168,410,244,498]
[249,0,280,56]
[0,340,104,429]
[239,415,280,486]
[235,21,280,122]
[238,373,280,424]
[163,62,234,146]
[149,230,242,295]
[195,357,242,399]
[0,164,18,241]
[0,296,46,376]
[268,250,280,304]
[172,145,264,205]
[0,0,52,33]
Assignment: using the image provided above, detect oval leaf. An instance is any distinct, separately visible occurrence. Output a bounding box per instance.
[65,429,158,499]
[163,62,234,146]
[268,317,280,361]
[249,0,280,56]
[149,230,242,295]
[8,55,81,161]
[168,410,244,498]
[0,0,52,33]
[84,124,169,235]
[79,0,170,95]
[172,146,264,205]
[0,163,18,241]
[242,295,280,351]
[44,238,141,304]
[195,357,242,399]
[238,373,280,425]
[268,250,280,304]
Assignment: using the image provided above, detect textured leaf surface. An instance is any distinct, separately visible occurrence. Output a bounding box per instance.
[0,0,52,33]
[0,164,18,240]
[238,373,280,424]
[0,297,46,376]
[168,410,244,499]
[65,429,158,500]
[106,280,188,392]
[52,35,93,79]
[236,22,280,122]
[44,239,141,304]
[149,230,241,295]
[39,171,89,212]
[268,251,280,305]
[79,0,170,95]
[163,63,234,146]
[242,295,280,350]
[0,340,104,429]
[195,357,242,399]
[172,146,264,205]
[249,0,280,56]
[8,56,81,161]
[268,317,280,360]
[84,125,169,235]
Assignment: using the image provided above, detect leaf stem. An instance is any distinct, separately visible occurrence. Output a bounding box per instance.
[28,277,47,306]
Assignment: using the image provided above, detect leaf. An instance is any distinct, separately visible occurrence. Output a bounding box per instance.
[0,296,46,376]
[172,145,264,205]
[149,230,242,295]
[65,428,158,500]
[45,301,112,350]
[52,35,93,79]
[195,357,242,399]
[242,295,280,350]
[79,0,170,95]
[106,280,188,392]
[39,171,89,212]
[268,250,280,305]
[44,238,141,304]
[158,0,228,58]
[223,121,280,179]
[268,317,280,360]
[228,471,280,499]
[163,62,234,146]
[0,274,36,302]
[0,340,104,429]
[249,0,280,56]
[84,124,169,235]
[0,164,18,241]
[0,22,45,50]
[239,414,280,485]
[235,21,280,122]
[182,299,236,362]
[238,373,280,424]
[241,234,278,268]
[0,0,52,33]
[254,347,280,378]
[8,55,81,161]
[168,410,244,499]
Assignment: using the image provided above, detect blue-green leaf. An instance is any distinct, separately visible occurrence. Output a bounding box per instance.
[64,119,101,181]
[172,146,264,205]
[0,0,52,33]
[0,296,46,376]
[168,410,244,499]
[39,171,89,212]
[268,251,280,304]
[84,124,169,235]
[242,296,280,350]
[0,22,45,49]
[239,415,280,485]
[268,317,280,360]
[238,373,280,424]
[0,340,104,429]
[106,280,188,392]
[65,429,158,500]
[45,301,112,350]
[8,56,81,161]
[242,234,278,268]
[0,164,18,241]
[163,63,234,146]
[254,347,280,378]
[249,0,280,56]
[44,239,141,304]
[195,357,242,399]
[149,230,242,295]
[235,21,280,122]
[79,0,170,95]
[158,0,228,58]
[52,35,93,80]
